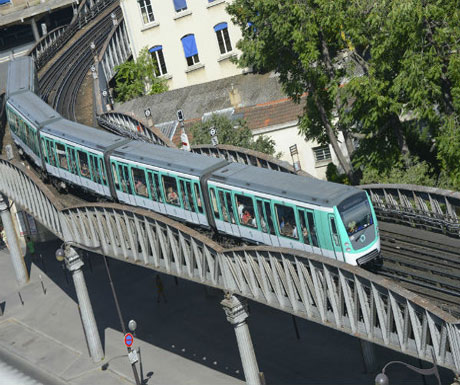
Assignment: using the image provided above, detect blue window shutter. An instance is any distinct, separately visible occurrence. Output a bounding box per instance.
[181,35,198,58]
[173,0,187,11]
[214,22,227,32]
[149,45,163,53]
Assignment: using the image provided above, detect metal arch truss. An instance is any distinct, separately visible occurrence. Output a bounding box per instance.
[361,184,460,237]
[1,158,459,372]
[97,112,174,147]
[99,17,131,83]
[191,144,312,177]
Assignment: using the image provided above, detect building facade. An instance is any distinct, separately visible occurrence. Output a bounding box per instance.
[120,0,245,90]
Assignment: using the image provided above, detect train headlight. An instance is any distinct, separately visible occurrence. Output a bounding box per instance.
[346,247,351,252]
[345,242,350,247]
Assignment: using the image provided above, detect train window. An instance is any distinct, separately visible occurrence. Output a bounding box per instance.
[162,175,180,206]
[56,143,69,170]
[330,216,340,246]
[78,151,91,179]
[218,190,229,222]
[256,201,267,233]
[193,183,204,214]
[225,192,236,224]
[235,194,256,228]
[40,139,48,163]
[132,168,148,197]
[209,187,220,219]
[147,172,158,201]
[306,211,319,247]
[274,204,298,239]
[263,201,276,235]
[111,163,120,190]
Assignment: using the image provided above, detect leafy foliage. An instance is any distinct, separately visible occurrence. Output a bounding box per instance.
[227,0,460,188]
[189,114,280,157]
[114,47,168,102]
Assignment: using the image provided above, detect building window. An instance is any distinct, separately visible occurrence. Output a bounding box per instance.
[138,0,155,24]
[313,145,332,162]
[173,0,187,12]
[149,46,167,76]
[214,22,232,54]
[181,34,200,66]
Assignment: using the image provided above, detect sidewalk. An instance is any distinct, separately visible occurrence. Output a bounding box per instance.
[0,239,455,384]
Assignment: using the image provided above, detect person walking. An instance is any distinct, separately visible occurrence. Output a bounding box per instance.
[26,236,36,259]
[155,275,167,303]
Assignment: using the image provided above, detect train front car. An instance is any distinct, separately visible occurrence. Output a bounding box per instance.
[335,191,381,266]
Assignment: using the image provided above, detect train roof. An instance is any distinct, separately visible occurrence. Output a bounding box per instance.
[209,162,360,208]
[6,56,36,97]
[41,119,127,151]
[8,91,60,126]
[111,141,228,177]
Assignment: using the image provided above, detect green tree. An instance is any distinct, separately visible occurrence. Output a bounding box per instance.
[227,0,364,182]
[227,0,460,186]
[114,47,168,102]
[190,114,280,157]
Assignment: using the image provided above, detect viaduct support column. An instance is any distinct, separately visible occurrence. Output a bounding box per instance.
[221,294,261,385]
[30,18,40,42]
[0,194,28,286]
[65,246,104,362]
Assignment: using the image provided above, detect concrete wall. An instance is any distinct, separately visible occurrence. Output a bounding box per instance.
[120,0,245,90]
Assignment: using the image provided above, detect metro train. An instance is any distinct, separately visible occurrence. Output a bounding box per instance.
[4,56,381,266]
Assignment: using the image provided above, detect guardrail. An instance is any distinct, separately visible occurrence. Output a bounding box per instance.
[97,112,175,147]
[191,144,312,176]
[361,184,460,237]
[1,157,459,372]
[27,0,117,70]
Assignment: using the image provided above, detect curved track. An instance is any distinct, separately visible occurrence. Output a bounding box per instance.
[39,4,121,120]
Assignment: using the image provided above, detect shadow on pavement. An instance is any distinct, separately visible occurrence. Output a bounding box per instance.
[29,239,456,385]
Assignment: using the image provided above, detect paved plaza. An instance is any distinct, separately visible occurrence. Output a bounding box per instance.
[0,239,455,384]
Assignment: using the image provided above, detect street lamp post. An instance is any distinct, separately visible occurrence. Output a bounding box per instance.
[375,350,441,385]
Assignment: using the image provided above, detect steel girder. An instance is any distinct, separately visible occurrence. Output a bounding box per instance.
[1,158,459,371]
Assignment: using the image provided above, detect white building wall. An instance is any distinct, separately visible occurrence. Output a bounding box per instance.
[120,0,245,90]
[253,122,347,180]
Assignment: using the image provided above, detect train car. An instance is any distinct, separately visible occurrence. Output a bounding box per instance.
[207,162,380,265]
[6,91,60,168]
[6,56,38,98]
[39,119,129,196]
[109,141,227,227]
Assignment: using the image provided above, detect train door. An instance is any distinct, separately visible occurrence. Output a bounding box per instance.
[145,170,163,214]
[192,182,207,226]
[255,198,278,246]
[89,154,104,195]
[296,208,314,253]
[328,214,345,261]
[216,188,239,237]
[116,162,135,205]
[178,178,199,224]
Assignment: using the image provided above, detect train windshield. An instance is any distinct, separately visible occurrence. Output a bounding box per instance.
[337,192,373,236]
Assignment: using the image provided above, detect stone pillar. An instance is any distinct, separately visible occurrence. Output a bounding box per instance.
[221,294,261,385]
[30,18,40,42]
[360,339,377,373]
[65,246,104,362]
[0,195,28,286]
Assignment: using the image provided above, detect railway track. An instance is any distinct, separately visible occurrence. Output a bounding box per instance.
[38,4,120,120]
[379,227,460,317]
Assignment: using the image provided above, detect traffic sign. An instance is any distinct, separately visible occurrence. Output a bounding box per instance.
[124,333,134,347]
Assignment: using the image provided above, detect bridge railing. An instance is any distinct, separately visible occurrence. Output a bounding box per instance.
[190,144,312,176]
[361,184,460,236]
[27,0,117,71]
[0,157,459,372]
[97,112,175,147]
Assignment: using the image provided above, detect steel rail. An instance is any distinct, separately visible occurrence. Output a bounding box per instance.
[1,157,460,372]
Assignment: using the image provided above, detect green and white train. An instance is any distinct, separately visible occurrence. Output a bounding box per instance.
[5,57,381,266]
